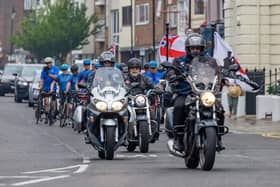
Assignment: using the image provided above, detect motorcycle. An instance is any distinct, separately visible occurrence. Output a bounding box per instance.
[126,84,159,153]
[162,57,229,171]
[72,91,88,133]
[79,67,128,160]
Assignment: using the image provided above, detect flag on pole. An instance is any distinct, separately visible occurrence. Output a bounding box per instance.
[213,32,259,92]
[159,35,186,63]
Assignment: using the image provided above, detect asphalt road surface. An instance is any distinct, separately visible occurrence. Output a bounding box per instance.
[0,96,280,187]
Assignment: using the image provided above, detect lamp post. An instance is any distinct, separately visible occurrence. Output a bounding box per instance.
[10,7,16,55]
[188,0,191,29]
[69,0,74,65]
[152,0,156,59]
[130,0,134,57]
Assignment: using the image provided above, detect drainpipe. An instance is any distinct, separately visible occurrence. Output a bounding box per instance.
[256,0,260,68]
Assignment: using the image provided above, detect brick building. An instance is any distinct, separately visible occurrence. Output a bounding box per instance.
[0,0,24,66]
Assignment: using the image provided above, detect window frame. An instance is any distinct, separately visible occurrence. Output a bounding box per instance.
[136,3,150,25]
[122,6,132,26]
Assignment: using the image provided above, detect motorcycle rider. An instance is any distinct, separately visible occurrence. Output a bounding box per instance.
[125,58,161,140]
[39,57,59,124]
[166,33,225,152]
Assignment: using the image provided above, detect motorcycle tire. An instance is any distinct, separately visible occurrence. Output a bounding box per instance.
[199,127,217,171]
[138,121,149,153]
[127,142,137,152]
[98,151,105,159]
[104,127,115,160]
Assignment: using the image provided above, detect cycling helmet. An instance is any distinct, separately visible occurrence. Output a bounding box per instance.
[70,64,79,72]
[144,63,149,70]
[149,61,158,68]
[128,58,141,69]
[44,57,54,64]
[60,64,69,70]
[83,58,91,65]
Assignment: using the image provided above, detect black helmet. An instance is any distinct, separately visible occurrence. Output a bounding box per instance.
[128,58,141,69]
[99,51,115,65]
[71,64,79,72]
[185,33,206,52]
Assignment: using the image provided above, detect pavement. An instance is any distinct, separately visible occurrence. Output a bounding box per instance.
[226,115,280,138]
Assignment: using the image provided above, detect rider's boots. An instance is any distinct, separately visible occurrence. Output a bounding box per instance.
[217,136,225,151]
[44,112,49,124]
[173,126,185,152]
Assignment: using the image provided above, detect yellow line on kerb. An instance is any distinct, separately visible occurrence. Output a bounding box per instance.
[261,133,280,139]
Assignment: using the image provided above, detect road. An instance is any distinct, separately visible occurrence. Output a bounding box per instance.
[0,96,280,187]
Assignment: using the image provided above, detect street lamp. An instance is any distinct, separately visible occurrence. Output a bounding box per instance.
[10,7,16,55]
[69,0,74,65]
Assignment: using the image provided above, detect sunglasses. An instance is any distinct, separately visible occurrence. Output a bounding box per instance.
[190,46,201,50]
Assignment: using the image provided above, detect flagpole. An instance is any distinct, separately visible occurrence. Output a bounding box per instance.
[166,23,169,62]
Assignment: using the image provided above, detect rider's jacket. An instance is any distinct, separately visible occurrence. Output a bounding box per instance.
[144,71,163,85]
[57,73,72,93]
[124,74,154,95]
[40,65,59,91]
[166,53,219,95]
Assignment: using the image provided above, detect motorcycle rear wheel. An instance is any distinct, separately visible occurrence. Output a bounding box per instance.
[199,127,217,171]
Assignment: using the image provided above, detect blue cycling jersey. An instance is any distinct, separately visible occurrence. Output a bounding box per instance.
[40,66,59,91]
[77,69,92,83]
[57,73,72,93]
[144,71,163,85]
[69,74,78,91]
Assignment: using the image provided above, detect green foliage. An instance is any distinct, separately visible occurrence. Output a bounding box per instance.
[12,0,103,61]
[267,84,279,95]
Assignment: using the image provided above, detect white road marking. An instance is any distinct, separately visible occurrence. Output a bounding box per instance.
[0,184,6,186]
[11,175,70,186]
[149,154,158,158]
[23,164,88,174]
[0,176,48,179]
[82,157,91,164]
[73,165,88,174]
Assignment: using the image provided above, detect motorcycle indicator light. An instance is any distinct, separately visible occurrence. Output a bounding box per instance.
[96,101,108,112]
[112,101,123,112]
[135,95,146,107]
[200,92,216,107]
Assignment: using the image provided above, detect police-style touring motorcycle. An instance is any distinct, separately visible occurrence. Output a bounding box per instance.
[80,68,128,160]
[163,57,229,171]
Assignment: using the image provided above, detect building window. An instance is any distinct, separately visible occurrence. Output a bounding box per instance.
[122,6,132,26]
[136,3,149,25]
[168,5,177,28]
[195,0,204,15]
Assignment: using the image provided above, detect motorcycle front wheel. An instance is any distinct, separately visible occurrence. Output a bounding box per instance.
[104,126,115,160]
[199,127,217,171]
[138,121,149,153]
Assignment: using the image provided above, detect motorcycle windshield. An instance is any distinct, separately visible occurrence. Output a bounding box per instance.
[92,67,125,92]
[191,58,217,91]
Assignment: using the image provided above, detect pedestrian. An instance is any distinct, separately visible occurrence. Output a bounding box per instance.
[225,79,242,119]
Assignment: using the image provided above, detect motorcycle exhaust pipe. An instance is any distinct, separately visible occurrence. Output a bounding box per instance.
[167,139,185,158]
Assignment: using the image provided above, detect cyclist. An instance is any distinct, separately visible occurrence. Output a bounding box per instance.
[66,64,79,117]
[39,57,59,124]
[76,58,92,87]
[52,64,72,121]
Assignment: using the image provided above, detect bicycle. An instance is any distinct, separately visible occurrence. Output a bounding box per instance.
[34,89,44,124]
[48,92,57,126]
[59,93,68,127]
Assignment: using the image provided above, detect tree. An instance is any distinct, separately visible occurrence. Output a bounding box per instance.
[12,0,103,62]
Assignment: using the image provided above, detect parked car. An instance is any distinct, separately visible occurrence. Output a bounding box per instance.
[14,64,44,103]
[0,63,23,96]
[28,70,41,107]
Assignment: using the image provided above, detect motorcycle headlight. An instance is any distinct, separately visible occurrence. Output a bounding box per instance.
[200,92,216,107]
[135,95,146,107]
[95,101,108,112]
[112,101,124,112]
[19,81,28,86]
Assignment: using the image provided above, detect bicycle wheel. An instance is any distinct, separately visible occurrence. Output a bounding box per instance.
[59,102,67,127]
[49,96,56,126]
